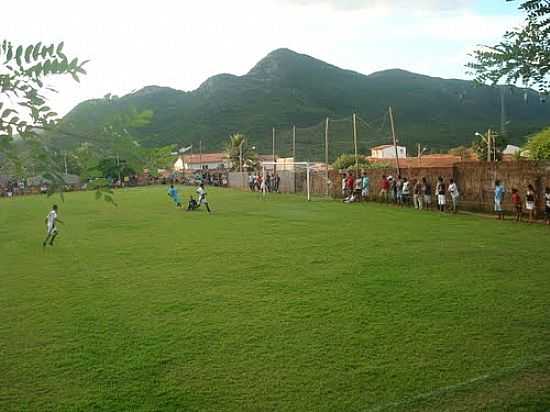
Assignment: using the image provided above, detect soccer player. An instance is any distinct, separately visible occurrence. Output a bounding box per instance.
[436,177,446,212]
[168,184,182,208]
[187,196,198,211]
[544,187,550,225]
[196,183,212,213]
[511,188,522,222]
[43,204,63,247]
[525,184,536,223]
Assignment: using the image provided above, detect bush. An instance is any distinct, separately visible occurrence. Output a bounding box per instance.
[525,128,550,160]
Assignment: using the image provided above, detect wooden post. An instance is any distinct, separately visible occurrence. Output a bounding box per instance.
[389,106,400,176]
[325,117,329,197]
[352,113,358,178]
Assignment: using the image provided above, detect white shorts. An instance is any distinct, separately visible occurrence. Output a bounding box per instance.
[437,194,446,205]
[362,189,369,197]
[526,201,535,211]
[47,225,57,235]
[495,199,503,212]
[199,196,208,205]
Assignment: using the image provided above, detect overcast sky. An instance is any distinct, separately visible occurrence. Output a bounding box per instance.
[4,0,522,115]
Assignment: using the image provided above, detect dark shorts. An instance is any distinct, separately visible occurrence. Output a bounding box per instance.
[545,206,550,219]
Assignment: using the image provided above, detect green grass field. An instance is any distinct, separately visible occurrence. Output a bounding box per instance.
[1,186,550,411]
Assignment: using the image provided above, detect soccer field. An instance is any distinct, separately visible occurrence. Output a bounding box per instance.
[1,186,549,411]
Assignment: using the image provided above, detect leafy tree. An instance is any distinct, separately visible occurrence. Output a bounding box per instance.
[0,39,101,198]
[525,127,550,159]
[332,153,370,170]
[224,133,257,171]
[471,131,506,161]
[467,0,550,93]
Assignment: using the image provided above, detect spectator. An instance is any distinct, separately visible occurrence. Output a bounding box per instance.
[413,179,423,209]
[436,177,446,212]
[494,180,506,220]
[361,172,370,200]
[379,175,389,202]
[422,177,432,210]
[544,187,550,225]
[395,176,403,205]
[525,184,536,223]
[401,177,410,206]
[511,188,522,222]
[345,173,354,197]
[448,179,459,213]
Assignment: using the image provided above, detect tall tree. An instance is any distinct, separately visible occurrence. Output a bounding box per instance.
[467,0,550,93]
[0,39,92,197]
[224,133,257,171]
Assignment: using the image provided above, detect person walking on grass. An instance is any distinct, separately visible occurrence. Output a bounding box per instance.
[448,179,459,213]
[525,184,536,223]
[168,184,182,208]
[43,205,63,247]
[544,187,550,225]
[511,188,522,222]
[422,177,432,210]
[436,177,446,212]
[494,180,506,220]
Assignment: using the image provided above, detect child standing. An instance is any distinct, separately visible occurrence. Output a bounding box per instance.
[511,188,522,222]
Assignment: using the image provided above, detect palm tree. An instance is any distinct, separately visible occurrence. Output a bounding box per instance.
[224,133,257,171]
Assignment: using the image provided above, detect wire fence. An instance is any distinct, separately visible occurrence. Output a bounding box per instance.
[270,112,414,163]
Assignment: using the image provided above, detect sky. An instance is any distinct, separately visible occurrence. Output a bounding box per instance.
[3,0,523,116]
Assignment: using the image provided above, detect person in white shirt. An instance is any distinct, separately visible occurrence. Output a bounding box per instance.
[196,183,212,213]
[43,205,63,247]
[448,179,460,213]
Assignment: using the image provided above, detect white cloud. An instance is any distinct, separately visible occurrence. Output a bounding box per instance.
[276,0,474,11]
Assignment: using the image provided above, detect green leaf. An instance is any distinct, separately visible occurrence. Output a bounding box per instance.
[32,42,42,60]
[24,45,33,64]
[6,45,13,61]
[1,108,16,118]
[56,41,64,55]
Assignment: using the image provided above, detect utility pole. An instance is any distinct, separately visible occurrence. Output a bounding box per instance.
[325,117,329,196]
[239,140,243,173]
[292,125,296,160]
[199,140,202,171]
[272,127,276,174]
[64,152,68,176]
[487,129,492,162]
[352,113,358,177]
[500,86,507,138]
[389,106,400,176]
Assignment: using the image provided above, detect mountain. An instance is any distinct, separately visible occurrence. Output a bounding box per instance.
[57,48,550,159]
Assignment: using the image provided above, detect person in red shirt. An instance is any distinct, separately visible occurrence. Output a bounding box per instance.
[379,175,389,202]
[511,188,522,222]
[345,173,354,196]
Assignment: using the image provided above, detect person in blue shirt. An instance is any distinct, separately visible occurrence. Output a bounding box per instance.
[494,180,506,220]
[168,184,182,208]
[361,172,370,200]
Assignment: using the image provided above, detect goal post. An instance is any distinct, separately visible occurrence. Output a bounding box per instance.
[261,161,313,201]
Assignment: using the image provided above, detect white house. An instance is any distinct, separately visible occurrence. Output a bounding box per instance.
[370,144,407,159]
[174,153,231,171]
